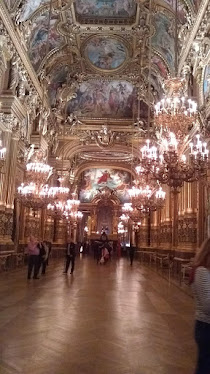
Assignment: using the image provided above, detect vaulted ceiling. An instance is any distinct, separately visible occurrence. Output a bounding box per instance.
[7,0,201,124]
[4,0,203,181]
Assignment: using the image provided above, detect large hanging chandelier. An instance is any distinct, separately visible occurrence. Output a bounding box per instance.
[17,148,53,210]
[138,132,208,190]
[154,77,198,138]
[46,186,70,217]
[154,0,198,139]
[128,182,166,212]
[62,195,83,222]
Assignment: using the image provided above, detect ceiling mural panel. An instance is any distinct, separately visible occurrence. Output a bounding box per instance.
[79,168,131,203]
[19,0,50,21]
[75,0,137,19]
[67,80,137,119]
[203,65,210,104]
[152,55,168,79]
[48,65,71,107]
[28,12,64,71]
[152,12,175,70]
[84,36,128,71]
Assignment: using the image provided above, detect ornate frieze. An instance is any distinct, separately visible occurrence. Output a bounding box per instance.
[178,0,210,75]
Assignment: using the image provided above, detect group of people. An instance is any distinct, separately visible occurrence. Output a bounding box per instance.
[26,236,51,279]
[25,233,210,374]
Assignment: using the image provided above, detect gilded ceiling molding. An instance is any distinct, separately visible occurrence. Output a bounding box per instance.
[56,140,140,161]
[0,1,47,104]
[178,0,210,74]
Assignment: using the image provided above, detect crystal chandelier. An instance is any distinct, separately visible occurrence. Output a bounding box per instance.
[46,186,70,217]
[120,214,130,224]
[138,132,208,190]
[17,183,52,210]
[129,206,143,223]
[62,195,83,222]
[128,182,166,212]
[154,77,198,138]
[122,203,133,213]
[154,0,198,139]
[118,221,127,234]
[17,148,53,210]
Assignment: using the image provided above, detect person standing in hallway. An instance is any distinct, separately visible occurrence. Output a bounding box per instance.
[116,239,121,259]
[64,242,76,274]
[37,239,46,276]
[129,245,135,266]
[26,236,40,279]
[41,241,50,275]
[190,238,210,374]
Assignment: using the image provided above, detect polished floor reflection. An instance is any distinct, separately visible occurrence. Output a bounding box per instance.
[0,256,196,374]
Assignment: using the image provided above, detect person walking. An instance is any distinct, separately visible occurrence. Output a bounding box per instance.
[64,242,76,274]
[129,245,135,266]
[37,239,46,276]
[26,236,40,279]
[116,239,121,259]
[190,238,210,374]
[41,241,50,275]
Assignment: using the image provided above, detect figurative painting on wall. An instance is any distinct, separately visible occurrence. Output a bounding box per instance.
[75,0,136,18]
[152,55,168,79]
[67,80,136,118]
[19,0,49,22]
[48,65,70,107]
[152,13,175,70]
[79,169,131,203]
[203,65,210,103]
[28,12,63,71]
[85,37,127,71]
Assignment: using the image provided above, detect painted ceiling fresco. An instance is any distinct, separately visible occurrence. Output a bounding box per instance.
[7,0,197,121]
[48,65,71,107]
[75,0,136,19]
[203,65,210,103]
[79,168,131,203]
[28,12,64,71]
[19,0,49,22]
[67,80,137,118]
[152,55,168,79]
[84,37,128,71]
[152,12,175,70]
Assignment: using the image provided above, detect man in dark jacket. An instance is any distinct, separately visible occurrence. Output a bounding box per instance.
[129,245,135,266]
[64,242,76,274]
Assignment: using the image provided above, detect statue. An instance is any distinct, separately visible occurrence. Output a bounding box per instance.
[9,56,19,93]
[95,125,114,148]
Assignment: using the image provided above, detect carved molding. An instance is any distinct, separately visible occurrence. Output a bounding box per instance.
[178,0,210,74]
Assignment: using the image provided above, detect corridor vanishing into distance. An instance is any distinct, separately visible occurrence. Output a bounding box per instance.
[0,257,196,374]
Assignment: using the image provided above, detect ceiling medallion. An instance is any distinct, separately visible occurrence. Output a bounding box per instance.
[83,35,131,73]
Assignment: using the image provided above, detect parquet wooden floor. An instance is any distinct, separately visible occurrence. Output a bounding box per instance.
[0,256,196,374]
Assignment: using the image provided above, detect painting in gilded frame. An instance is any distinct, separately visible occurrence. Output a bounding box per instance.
[79,168,131,203]
[28,12,63,71]
[48,65,71,107]
[19,0,49,22]
[75,0,136,18]
[84,36,128,71]
[152,13,175,69]
[67,80,136,118]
